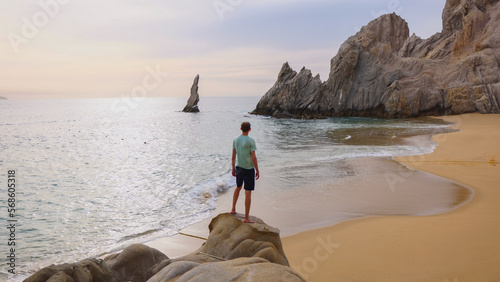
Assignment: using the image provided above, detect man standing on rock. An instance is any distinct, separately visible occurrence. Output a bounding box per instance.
[231,121,260,223]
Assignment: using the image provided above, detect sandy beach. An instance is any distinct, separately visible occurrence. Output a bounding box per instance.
[145,113,499,281]
[282,113,500,281]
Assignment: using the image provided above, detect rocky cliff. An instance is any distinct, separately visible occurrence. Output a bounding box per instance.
[252,0,500,118]
[24,213,305,282]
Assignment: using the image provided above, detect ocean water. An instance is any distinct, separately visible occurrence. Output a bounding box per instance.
[0,97,458,280]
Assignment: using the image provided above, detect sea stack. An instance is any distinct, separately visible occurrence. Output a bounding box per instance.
[252,0,500,118]
[183,74,200,113]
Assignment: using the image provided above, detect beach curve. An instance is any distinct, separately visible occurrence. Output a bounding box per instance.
[282,113,500,281]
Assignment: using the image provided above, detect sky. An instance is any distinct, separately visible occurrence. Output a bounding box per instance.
[0,0,446,100]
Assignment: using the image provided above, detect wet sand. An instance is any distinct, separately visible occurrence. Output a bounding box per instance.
[146,116,476,268]
[282,114,500,281]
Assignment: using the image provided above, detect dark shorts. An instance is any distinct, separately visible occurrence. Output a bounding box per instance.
[236,166,255,191]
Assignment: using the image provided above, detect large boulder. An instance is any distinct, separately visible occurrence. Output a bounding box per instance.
[104,244,168,282]
[149,257,304,282]
[23,259,114,282]
[146,213,301,281]
[196,213,289,266]
[24,214,304,282]
[252,0,500,118]
[182,74,200,113]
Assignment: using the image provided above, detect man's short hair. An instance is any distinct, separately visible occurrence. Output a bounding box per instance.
[241,122,251,132]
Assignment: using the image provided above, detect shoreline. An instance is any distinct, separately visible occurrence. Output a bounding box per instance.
[282,113,500,281]
[146,156,472,258]
[21,113,489,281]
[145,117,473,259]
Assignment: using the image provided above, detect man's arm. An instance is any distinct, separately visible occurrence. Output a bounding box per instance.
[232,148,237,176]
[251,151,259,180]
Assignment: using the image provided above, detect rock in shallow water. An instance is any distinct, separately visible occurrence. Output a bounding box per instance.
[183,74,200,113]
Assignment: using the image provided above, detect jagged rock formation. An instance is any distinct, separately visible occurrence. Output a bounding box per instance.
[252,0,500,118]
[183,74,200,113]
[24,213,304,282]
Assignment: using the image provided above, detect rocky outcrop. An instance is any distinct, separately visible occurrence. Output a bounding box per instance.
[182,74,200,113]
[147,213,303,282]
[252,0,500,118]
[23,259,114,282]
[151,257,302,282]
[199,213,289,265]
[104,244,168,282]
[24,213,304,282]
[254,64,323,118]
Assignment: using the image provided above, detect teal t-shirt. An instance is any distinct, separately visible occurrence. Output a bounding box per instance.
[233,135,257,170]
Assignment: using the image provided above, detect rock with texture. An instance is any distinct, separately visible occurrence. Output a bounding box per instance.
[24,214,304,282]
[146,213,302,281]
[23,259,114,282]
[182,74,200,113]
[252,0,500,118]
[197,213,289,265]
[150,257,303,282]
[104,243,168,282]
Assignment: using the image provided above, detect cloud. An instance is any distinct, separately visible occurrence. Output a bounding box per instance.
[0,0,446,99]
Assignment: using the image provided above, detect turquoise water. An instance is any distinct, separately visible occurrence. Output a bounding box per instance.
[0,97,455,280]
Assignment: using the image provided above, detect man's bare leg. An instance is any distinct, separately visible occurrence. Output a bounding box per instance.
[231,187,242,214]
[244,190,255,223]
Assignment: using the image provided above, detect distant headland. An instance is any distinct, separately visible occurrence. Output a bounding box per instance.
[252,0,500,119]
[0,96,7,100]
